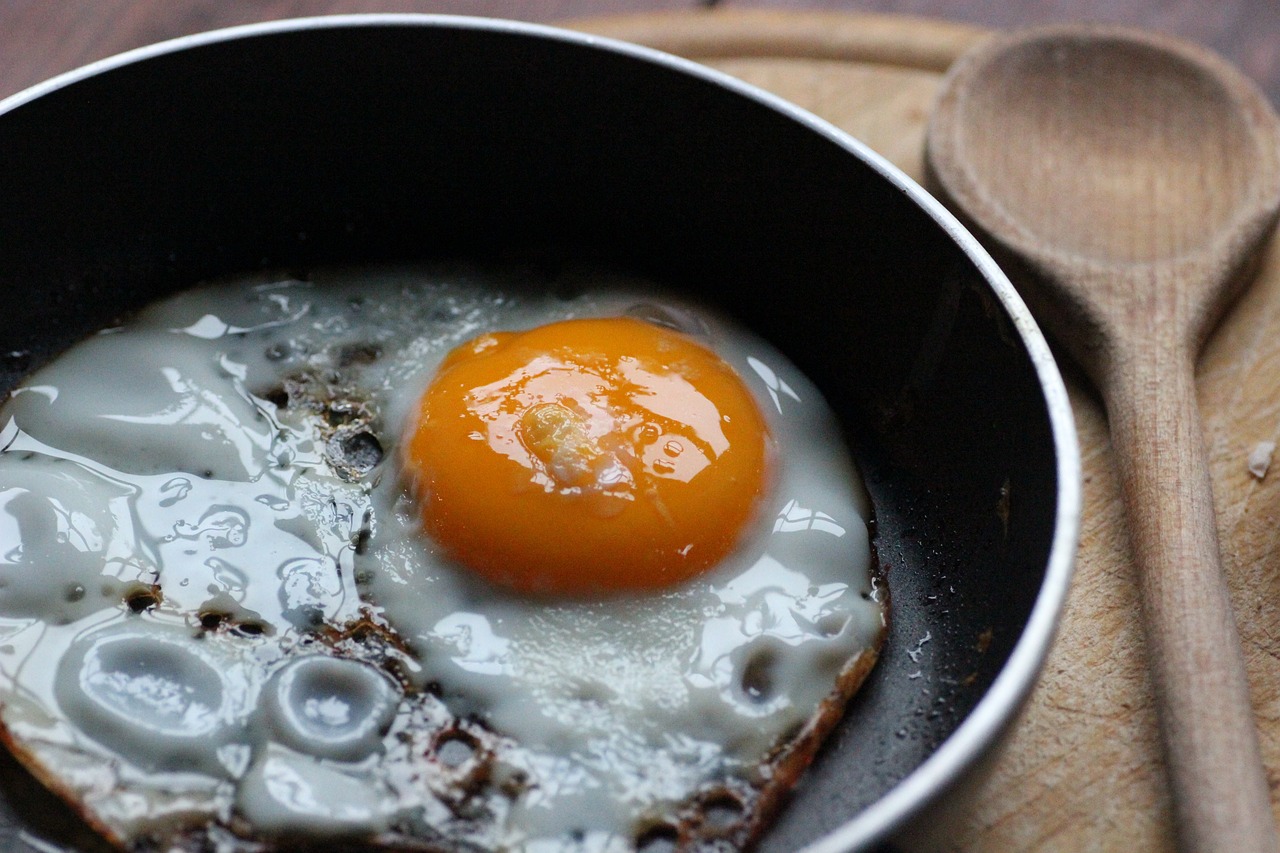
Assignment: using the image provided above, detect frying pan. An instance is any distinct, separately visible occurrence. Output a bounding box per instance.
[0,15,1078,853]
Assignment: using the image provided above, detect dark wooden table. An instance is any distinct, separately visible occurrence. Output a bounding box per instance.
[1,0,1279,105]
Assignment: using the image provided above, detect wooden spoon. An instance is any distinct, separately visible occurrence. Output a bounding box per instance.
[926,25,1280,853]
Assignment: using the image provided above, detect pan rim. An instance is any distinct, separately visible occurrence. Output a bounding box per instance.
[0,13,1081,852]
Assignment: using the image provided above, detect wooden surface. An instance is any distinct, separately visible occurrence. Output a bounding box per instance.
[1,1,1280,107]
[926,27,1280,852]
[2,5,1280,852]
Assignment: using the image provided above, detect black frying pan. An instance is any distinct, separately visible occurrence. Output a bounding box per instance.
[0,16,1078,852]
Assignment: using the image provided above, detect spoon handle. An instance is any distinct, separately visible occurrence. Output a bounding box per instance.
[1105,348,1278,853]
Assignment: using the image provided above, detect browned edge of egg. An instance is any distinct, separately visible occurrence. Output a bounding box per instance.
[0,724,124,851]
[0,497,888,853]
[735,591,889,851]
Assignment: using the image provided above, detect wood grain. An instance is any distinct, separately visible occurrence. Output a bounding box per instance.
[727,0,1280,108]
[568,10,1280,852]
[0,2,1278,106]
[925,27,1280,852]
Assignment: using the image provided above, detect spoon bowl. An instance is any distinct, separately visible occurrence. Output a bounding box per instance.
[928,25,1280,853]
[952,35,1264,262]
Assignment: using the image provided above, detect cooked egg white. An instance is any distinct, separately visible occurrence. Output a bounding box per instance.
[0,265,884,850]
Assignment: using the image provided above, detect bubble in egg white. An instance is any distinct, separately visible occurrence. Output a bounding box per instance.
[0,264,885,850]
[54,623,246,777]
[260,655,401,762]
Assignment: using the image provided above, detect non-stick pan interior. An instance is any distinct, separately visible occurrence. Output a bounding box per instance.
[0,18,1064,852]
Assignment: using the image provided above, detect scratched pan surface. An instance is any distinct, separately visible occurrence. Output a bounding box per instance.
[0,16,1077,853]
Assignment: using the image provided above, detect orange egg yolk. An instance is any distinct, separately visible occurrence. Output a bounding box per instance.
[404,316,771,596]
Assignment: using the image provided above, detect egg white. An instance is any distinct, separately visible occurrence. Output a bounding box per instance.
[0,264,884,849]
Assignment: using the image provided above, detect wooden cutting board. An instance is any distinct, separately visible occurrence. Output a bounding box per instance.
[568,10,1280,852]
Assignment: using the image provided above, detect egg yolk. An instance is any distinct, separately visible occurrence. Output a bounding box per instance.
[404,317,770,596]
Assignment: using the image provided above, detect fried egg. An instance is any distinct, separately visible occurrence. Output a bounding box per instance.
[0,264,885,851]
